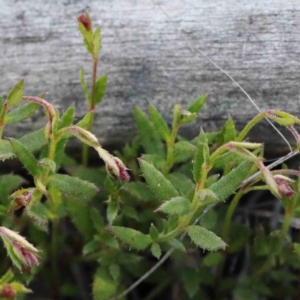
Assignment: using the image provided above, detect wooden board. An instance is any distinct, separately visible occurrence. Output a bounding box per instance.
[1,0,299,152]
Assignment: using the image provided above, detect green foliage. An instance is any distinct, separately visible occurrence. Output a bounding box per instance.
[156,196,191,216]
[47,174,99,198]
[94,75,107,104]
[149,103,170,141]
[108,226,151,250]
[5,103,39,124]
[6,80,24,108]
[186,225,227,251]
[0,13,299,300]
[133,106,165,156]
[139,159,178,201]
[10,139,41,177]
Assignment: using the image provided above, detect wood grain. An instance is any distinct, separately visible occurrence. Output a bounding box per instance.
[1,0,299,151]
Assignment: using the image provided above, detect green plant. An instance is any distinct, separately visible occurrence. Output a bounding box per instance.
[0,12,300,300]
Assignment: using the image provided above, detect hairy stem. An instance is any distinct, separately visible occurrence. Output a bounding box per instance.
[222,190,244,241]
[82,55,98,166]
[237,111,267,142]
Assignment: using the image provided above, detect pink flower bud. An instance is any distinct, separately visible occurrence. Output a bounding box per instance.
[109,156,131,182]
[274,175,295,198]
[257,162,281,199]
[9,189,33,211]
[0,227,39,272]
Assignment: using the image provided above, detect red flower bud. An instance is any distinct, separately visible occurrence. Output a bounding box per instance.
[78,14,92,31]
[0,284,16,299]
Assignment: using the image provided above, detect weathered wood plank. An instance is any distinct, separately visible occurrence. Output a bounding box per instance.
[1,0,299,151]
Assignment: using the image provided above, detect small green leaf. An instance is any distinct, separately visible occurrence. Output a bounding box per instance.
[76,112,93,129]
[0,174,24,204]
[214,152,243,168]
[6,80,24,108]
[108,226,151,250]
[94,75,107,104]
[204,174,220,188]
[197,189,219,202]
[19,128,48,153]
[172,104,181,125]
[168,238,186,252]
[25,200,48,225]
[210,160,253,203]
[93,267,118,300]
[104,176,121,195]
[122,206,138,220]
[149,224,159,240]
[47,174,98,198]
[9,282,32,294]
[78,21,93,55]
[10,139,40,177]
[123,182,155,202]
[149,103,170,141]
[167,173,195,198]
[93,27,101,56]
[193,129,209,182]
[0,140,14,160]
[53,138,68,168]
[58,106,75,129]
[187,94,207,114]
[178,110,197,125]
[38,158,56,173]
[222,116,236,143]
[80,68,91,104]
[0,269,14,285]
[139,159,178,202]
[5,103,39,124]
[83,240,99,255]
[0,128,48,160]
[173,141,196,163]
[151,243,162,259]
[186,225,227,251]
[109,263,120,282]
[0,235,22,270]
[107,201,119,225]
[134,106,165,156]
[269,116,296,126]
[141,154,166,172]
[156,196,191,216]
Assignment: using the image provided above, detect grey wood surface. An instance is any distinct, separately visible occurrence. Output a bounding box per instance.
[1,0,300,152]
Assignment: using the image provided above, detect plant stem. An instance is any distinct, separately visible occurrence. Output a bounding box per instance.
[282,194,297,236]
[237,112,267,142]
[222,190,243,240]
[51,217,59,294]
[82,55,98,166]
